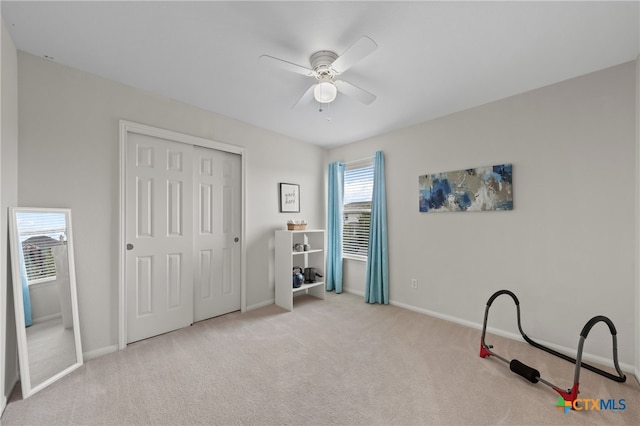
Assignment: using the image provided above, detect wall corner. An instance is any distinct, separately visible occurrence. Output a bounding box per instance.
[635,54,640,383]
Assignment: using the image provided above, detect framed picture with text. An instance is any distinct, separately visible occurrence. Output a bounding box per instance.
[279,183,300,213]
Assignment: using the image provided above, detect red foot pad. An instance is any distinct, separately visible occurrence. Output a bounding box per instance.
[479,342,492,358]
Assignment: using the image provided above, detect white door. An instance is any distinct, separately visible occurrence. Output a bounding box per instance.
[193,146,242,321]
[126,133,194,343]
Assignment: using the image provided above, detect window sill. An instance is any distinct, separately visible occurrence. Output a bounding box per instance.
[343,254,367,263]
[28,277,57,288]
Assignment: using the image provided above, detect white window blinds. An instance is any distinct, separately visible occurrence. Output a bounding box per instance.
[343,157,374,258]
[16,212,67,285]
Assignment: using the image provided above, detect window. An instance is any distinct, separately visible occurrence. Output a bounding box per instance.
[343,158,374,259]
[16,212,67,285]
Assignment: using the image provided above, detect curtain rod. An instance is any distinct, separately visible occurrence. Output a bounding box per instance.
[344,155,374,166]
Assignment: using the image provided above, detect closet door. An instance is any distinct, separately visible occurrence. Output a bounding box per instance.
[125,133,194,344]
[193,146,242,321]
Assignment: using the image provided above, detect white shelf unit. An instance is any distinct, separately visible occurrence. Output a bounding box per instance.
[275,229,326,311]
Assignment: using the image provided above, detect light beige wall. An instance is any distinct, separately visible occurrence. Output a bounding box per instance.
[329,62,637,367]
[29,283,62,322]
[1,17,19,408]
[16,52,326,356]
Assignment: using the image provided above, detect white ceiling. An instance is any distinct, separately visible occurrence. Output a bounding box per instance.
[2,1,639,148]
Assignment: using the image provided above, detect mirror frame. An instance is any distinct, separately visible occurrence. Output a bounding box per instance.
[1,217,5,413]
[8,207,83,398]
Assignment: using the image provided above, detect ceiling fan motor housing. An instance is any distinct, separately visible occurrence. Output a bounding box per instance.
[310,50,338,77]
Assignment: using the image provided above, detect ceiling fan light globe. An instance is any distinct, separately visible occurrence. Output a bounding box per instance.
[314,82,337,103]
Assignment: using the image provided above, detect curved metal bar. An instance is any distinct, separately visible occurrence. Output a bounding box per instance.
[480,289,524,358]
[572,316,626,385]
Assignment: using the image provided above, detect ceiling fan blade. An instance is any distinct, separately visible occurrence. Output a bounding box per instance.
[334,80,376,105]
[292,84,316,109]
[259,54,315,77]
[330,36,378,74]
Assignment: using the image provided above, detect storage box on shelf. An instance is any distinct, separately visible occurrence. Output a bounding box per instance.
[287,223,307,231]
[275,229,326,311]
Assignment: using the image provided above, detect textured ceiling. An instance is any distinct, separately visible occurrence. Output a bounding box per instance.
[2,1,639,148]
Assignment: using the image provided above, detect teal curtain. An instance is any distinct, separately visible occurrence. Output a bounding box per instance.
[18,241,33,326]
[365,151,389,304]
[326,161,345,293]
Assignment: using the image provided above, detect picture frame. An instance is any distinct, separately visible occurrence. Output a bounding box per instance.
[279,183,300,213]
[419,163,513,213]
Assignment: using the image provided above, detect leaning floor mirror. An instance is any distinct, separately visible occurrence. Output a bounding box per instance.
[9,207,83,398]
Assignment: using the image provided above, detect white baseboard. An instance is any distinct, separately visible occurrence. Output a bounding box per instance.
[83,344,118,361]
[389,298,636,374]
[343,287,364,297]
[1,395,6,417]
[32,312,62,324]
[5,371,19,405]
[245,298,274,312]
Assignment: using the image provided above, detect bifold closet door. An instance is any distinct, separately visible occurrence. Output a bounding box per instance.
[125,133,242,344]
[193,146,242,322]
[125,133,194,344]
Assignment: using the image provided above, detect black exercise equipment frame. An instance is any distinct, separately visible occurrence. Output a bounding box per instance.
[480,290,626,406]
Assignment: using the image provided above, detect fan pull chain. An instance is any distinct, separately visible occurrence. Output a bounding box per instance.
[318,101,332,122]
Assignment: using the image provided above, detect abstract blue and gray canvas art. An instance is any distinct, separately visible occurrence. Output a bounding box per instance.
[419,164,513,212]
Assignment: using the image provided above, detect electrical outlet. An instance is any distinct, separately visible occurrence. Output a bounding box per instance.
[411,278,418,288]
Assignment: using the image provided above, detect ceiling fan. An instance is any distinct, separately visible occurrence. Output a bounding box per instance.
[259,36,378,108]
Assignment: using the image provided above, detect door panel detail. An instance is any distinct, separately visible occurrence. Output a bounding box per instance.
[166,253,182,309]
[223,185,232,233]
[199,249,213,300]
[136,178,153,238]
[136,145,153,168]
[167,150,183,172]
[200,184,213,234]
[136,256,152,316]
[200,157,213,176]
[167,180,183,236]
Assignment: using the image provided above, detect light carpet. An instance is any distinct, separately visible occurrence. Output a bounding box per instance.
[2,291,639,425]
